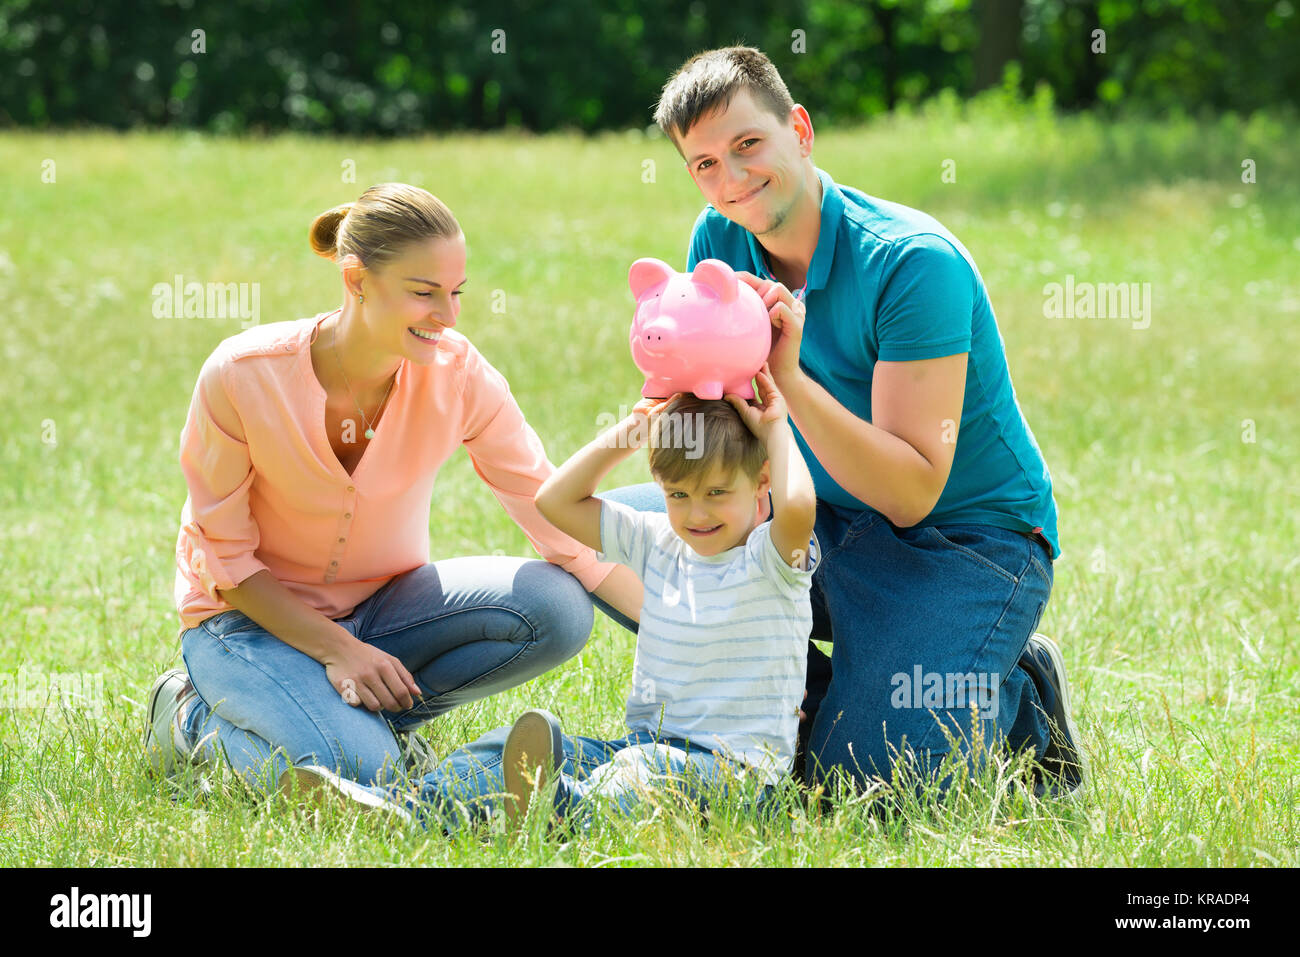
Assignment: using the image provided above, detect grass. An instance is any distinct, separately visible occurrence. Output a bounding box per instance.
[1,97,1297,866]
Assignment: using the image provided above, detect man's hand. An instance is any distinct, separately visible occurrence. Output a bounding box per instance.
[736,271,806,385]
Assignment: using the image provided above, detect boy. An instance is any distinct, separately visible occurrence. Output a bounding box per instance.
[514,365,819,824]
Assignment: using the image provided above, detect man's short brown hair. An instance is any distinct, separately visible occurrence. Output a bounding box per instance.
[654,46,795,151]
[647,394,767,488]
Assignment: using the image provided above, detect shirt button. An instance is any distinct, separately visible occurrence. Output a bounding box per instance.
[344,513,352,519]
[329,560,338,567]
[338,537,346,543]
[283,344,293,352]
[346,486,355,493]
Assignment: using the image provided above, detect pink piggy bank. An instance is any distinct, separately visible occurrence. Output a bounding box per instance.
[628,257,770,400]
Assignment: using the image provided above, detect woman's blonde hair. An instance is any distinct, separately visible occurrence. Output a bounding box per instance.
[309,183,460,268]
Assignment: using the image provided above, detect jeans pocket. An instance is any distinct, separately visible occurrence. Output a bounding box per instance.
[923,525,1029,586]
[843,508,880,541]
[1026,552,1053,594]
[200,609,263,641]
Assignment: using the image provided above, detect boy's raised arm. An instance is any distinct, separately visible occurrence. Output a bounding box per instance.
[765,418,819,569]
[727,366,818,569]
[535,397,675,552]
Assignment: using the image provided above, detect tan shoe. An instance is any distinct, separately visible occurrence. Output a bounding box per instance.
[502,709,564,826]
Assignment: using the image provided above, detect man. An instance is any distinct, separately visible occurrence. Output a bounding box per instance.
[595,46,1084,799]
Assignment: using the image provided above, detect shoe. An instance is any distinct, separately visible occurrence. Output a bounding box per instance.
[396,728,439,778]
[278,765,413,824]
[502,709,564,826]
[1018,633,1088,799]
[143,668,201,778]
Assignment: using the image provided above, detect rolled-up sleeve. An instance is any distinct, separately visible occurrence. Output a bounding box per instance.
[460,347,616,592]
[176,353,268,600]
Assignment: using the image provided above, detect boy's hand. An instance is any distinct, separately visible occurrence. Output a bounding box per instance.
[724,365,788,444]
[594,394,680,453]
[631,393,679,420]
[611,390,681,449]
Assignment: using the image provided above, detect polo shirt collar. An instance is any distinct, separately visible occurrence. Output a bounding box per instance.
[744,166,843,293]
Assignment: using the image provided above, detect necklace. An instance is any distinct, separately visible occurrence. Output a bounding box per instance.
[331,324,396,440]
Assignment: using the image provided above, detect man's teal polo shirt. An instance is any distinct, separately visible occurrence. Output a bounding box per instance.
[686,167,1060,559]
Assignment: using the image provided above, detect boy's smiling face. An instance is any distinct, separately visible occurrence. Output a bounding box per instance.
[657,461,771,557]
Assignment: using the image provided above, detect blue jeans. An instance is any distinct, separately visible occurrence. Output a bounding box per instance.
[589,484,1054,792]
[178,557,594,792]
[402,726,770,830]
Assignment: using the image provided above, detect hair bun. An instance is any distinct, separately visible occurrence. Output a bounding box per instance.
[310,186,460,269]
[309,203,354,260]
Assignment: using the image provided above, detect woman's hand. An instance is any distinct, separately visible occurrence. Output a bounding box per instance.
[322,638,422,713]
[215,571,422,712]
[735,271,806,385]
[725,364,788,445]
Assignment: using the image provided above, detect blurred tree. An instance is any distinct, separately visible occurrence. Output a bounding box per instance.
[0,0,1295,133]
[974,0,1022,90]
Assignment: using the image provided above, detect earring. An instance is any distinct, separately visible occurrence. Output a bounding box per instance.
[357,294,365,304]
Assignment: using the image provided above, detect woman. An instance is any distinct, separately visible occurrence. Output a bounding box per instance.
[145,183,639,807]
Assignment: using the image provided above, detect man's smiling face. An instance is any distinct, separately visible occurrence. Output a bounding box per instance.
[678,86,813,238]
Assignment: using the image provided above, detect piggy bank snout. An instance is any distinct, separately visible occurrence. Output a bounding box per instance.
[637,317,677,354]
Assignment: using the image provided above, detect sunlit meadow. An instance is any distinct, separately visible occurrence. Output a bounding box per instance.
[1,94,1296,865]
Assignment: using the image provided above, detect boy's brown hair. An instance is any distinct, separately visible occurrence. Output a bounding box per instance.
[653,46,795,152]
[647,394,767,488]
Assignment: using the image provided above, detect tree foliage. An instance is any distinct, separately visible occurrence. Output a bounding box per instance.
[1,0,1295,134]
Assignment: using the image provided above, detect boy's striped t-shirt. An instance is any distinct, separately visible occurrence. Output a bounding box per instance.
[597,498,816,784]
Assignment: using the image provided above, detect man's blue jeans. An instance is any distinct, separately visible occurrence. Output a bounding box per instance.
[178,556,594,793]
[589,484,1054,792]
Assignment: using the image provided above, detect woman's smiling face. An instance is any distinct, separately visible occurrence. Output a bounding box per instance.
[356,234,468,363]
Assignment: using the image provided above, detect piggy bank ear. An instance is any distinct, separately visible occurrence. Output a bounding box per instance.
[629,258,675,299]
[691,259,738,303]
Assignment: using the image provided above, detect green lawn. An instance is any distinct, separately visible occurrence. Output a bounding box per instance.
[1,98,1296,866]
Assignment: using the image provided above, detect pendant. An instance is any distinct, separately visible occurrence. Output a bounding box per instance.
[365,428,375,439]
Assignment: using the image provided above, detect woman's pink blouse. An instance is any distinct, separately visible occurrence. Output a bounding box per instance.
[173,310,614,632]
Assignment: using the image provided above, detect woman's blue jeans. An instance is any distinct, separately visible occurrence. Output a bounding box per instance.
[589,484,1055,793]
[178,556,594,793]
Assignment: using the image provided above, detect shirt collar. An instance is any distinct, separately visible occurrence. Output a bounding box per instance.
[745,166,843,297]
